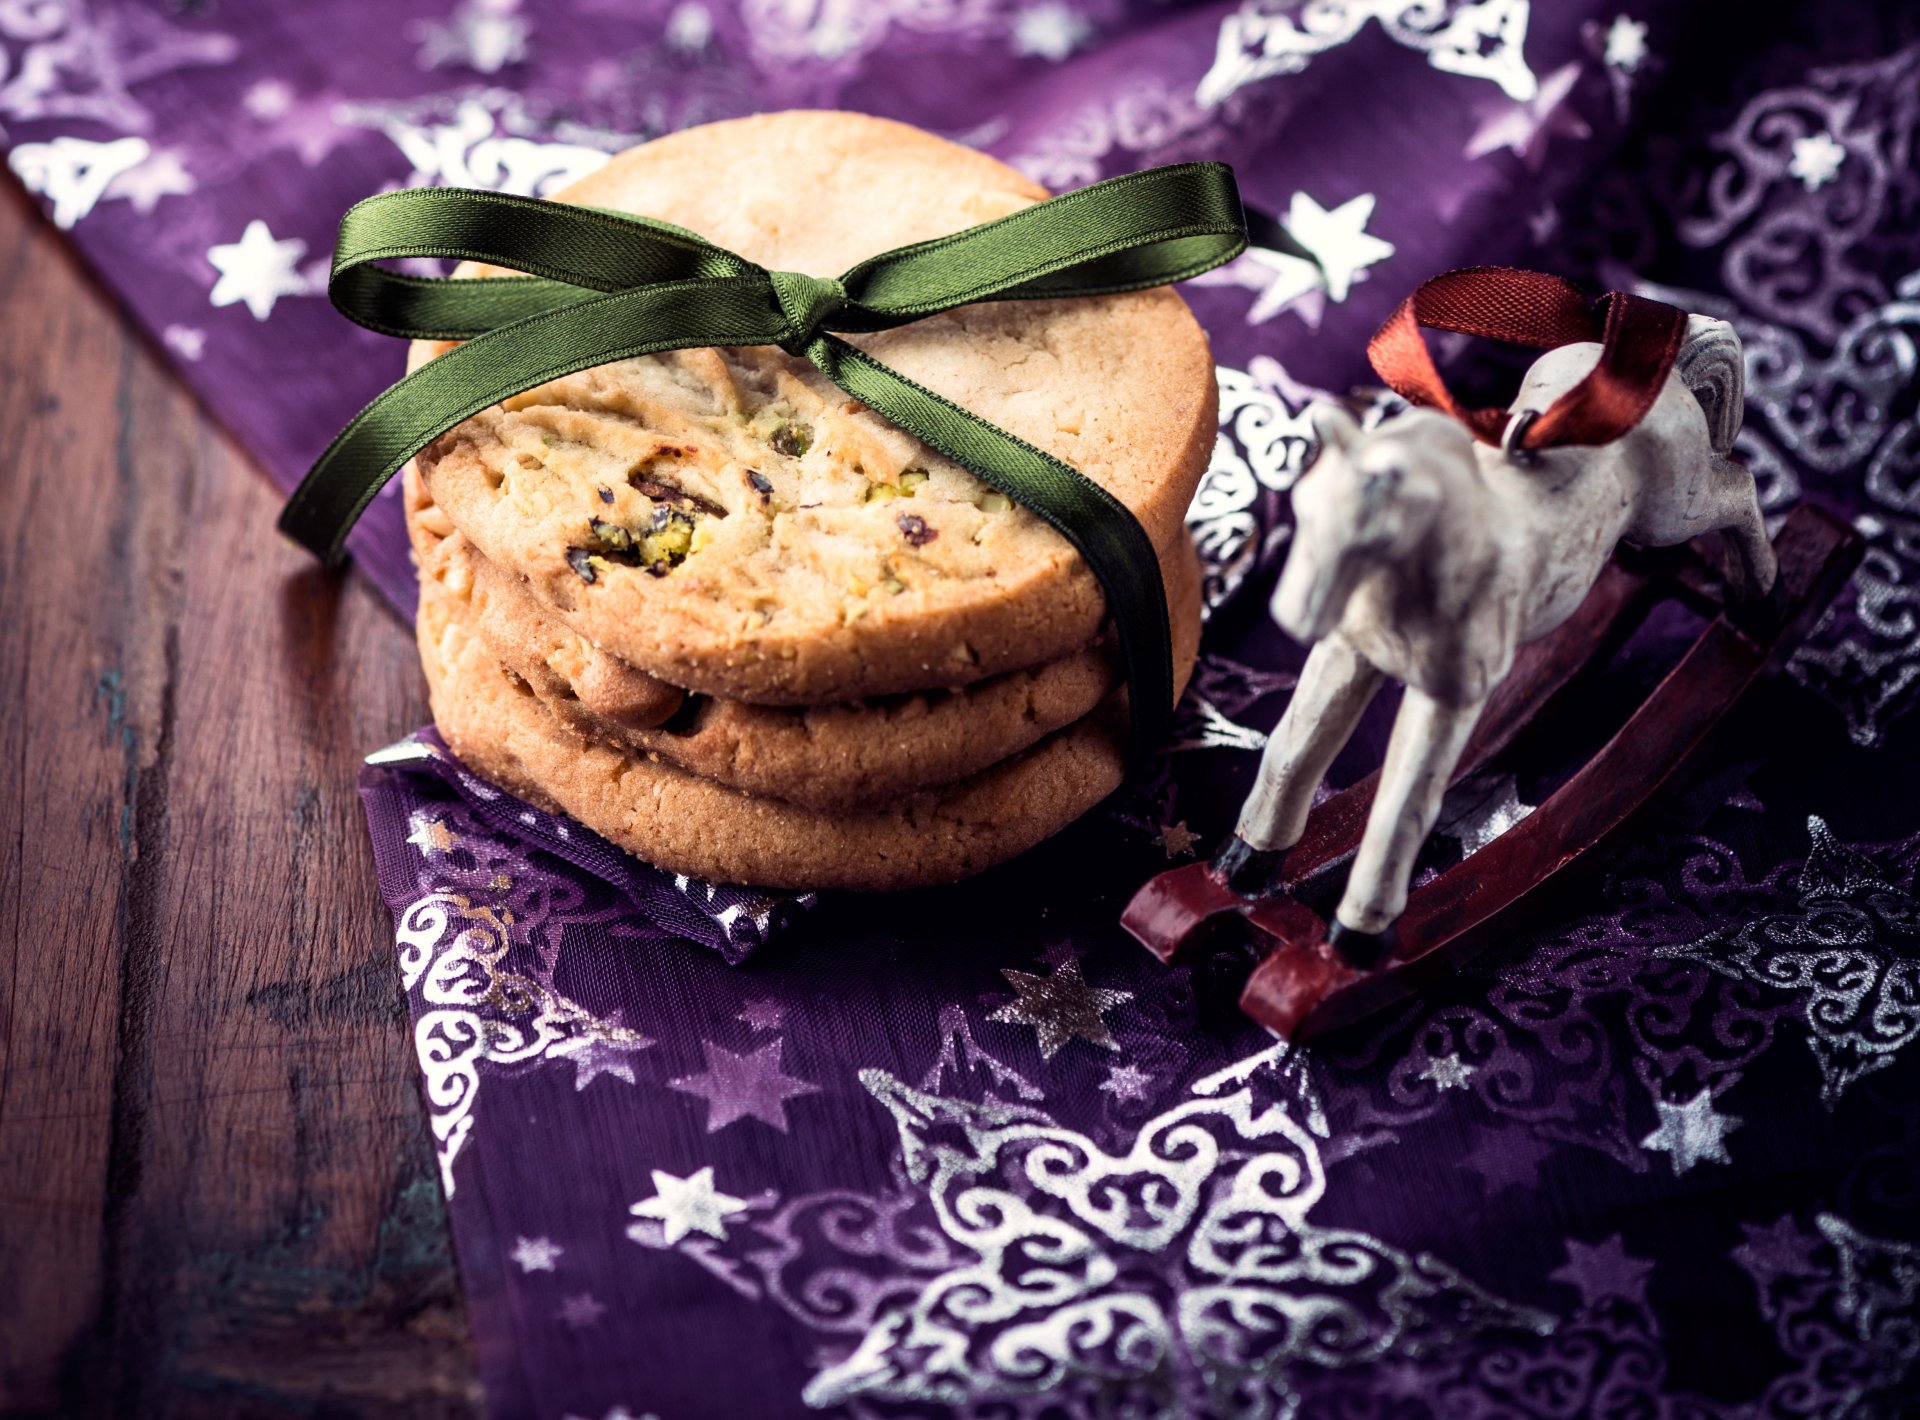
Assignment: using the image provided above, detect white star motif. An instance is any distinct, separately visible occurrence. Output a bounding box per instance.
[510,1235,562,1272]
[736,997,787,1033]
[105,149,195,214]
[630,1166,747,1244]
[414,0,530,74]
[243,80,294,119]
[207,220,312,321]
[1602,16,1648,71]
[405,811,459,855]
[1213,245,1324,325]
[162,326,206,362]
[1639,1088,1742,1174]
[1012,4,1091,61]
[7,134,150,228]
[1283,190,1395,304]
[549,1028,651,1090]
[1098,1062,1155,1103]
[1419,1052,1476,1091]
[556,1292,607,1328]
[665,2,712,50]
[1197,191,1394,328]
[1466,61,1591,171]
[1788,132,1846,191]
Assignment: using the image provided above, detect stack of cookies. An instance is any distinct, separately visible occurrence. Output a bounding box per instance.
[405,111,1216,890]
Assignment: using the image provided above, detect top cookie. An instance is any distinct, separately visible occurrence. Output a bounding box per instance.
[413,110,1217,705]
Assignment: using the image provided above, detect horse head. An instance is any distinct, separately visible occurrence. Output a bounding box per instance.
[1272,405,1464,643]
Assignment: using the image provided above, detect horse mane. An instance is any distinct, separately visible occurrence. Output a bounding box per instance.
[1676,315,1745,456]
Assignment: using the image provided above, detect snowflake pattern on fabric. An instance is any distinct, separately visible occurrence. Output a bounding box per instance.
[1197,0,1538,108]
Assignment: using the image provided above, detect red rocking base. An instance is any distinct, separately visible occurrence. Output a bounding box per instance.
[1122,504,1863,1042]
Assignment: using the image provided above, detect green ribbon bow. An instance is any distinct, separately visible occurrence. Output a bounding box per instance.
[280,161,1248,756]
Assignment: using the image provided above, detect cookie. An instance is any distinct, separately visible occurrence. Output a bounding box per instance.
[416,576,1201,891]
[407,463,687,731]
[411,109,1217,705]
[419,488,1204,810]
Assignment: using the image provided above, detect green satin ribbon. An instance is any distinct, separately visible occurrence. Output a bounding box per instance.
[280,161,1247,756]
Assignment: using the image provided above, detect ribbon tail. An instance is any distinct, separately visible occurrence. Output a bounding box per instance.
[803,333,1175,763]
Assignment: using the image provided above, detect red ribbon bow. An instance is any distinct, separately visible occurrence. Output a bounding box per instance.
[1366,266,1689,452]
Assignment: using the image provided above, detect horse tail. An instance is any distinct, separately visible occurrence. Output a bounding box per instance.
[1676,315,1745,456]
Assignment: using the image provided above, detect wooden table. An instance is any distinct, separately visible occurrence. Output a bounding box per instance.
[0,185,480,1415]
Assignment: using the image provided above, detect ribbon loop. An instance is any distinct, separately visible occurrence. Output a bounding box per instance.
[768,270,848,356]
[279,160,1248,761]
[1367,265,1688,452]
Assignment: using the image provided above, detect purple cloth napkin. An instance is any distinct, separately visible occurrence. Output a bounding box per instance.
[14,2,1920,1416]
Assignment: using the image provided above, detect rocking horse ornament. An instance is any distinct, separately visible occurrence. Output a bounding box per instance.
[1124,267,1863,1039]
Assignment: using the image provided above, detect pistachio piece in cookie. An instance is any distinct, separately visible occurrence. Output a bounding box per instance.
[770,421,812,458]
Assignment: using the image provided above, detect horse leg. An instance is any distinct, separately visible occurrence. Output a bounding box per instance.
[1330,687,1484,964]
[1218,635,1383,896]
[1707,453,1777,599]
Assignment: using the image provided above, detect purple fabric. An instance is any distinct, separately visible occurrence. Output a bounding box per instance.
[12,2,1920,1416]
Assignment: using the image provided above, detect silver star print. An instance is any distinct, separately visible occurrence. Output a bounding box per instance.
[1789,132,1846,190]
[162,325,205,361]
[630,1166,747,1244]
[549,1024,652,1091]
[556,1292,607,1328]
[1602,15,1648,70]
[1098,1062,1155,1103]
[1284,192,1395,302]
[207,219,312,321]
[1418,1052,1476,1091]
[670,1039,820,1132]
[1639,1087,1741,1174]
[510,1235,562,1272]
[405,811,459,855]
[106,148,194,214]
[1200,191,1395,327]
[736,997,787,1034]
[1550,1235,1653,1306]
[1461,1125,1550,1194]
[1466,61,1591,171]
[1011,4,1091,61]
[665,3,713,50]
[1735,1215,1824,1286]
[1155,822,1201,859]
[413,0,530,74]
[990,959,1133,1059]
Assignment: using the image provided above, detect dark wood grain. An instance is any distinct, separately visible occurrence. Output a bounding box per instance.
[0,183,479,1416]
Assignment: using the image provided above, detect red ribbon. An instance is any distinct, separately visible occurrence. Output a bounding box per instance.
[1366,266,1688,451]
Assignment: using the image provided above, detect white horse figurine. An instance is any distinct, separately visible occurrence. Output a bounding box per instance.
[1217,316,1776,963]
